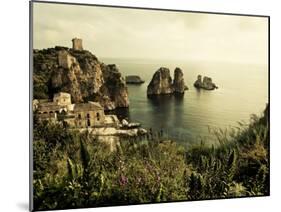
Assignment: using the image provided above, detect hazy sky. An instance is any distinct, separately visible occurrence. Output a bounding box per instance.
[33,2,268,64]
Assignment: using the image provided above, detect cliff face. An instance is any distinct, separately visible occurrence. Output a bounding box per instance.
[147,67,188,96]
[33,46,129,110]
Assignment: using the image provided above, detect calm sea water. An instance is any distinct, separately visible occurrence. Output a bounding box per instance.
[102,58,268,146]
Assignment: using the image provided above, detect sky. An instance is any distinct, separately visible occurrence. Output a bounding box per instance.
[33,2,268,64]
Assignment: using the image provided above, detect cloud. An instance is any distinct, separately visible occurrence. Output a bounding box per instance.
[33,2,268,64]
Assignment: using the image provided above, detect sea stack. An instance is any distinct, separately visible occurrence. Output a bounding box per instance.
[147,67,188,96]
[147,67,174,95]
[194,75,218,90]
[173,67,188,94]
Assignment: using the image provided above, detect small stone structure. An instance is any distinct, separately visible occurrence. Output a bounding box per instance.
[53,92,72,106]
[34,92,119,128]
[72,38,83,51]
[73,102,105,128]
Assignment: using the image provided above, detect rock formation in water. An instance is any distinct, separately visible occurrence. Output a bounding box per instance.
[147,67,174,95]
[194,75,218,90]
[125,75,145,84]
[173,67,188,93]
[33,42,129,110]
[147,67,188,96]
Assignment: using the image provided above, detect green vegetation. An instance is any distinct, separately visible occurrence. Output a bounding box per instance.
[33,105,269,210]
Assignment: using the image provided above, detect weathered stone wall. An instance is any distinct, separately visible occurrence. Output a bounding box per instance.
[53,93,72,106]
[37,112,57,123]
[75,109,105,128]
[64,117,76,127]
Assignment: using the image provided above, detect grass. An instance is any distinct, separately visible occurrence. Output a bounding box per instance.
[32,104,269,210]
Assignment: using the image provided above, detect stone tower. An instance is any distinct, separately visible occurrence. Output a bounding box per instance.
[72,38,83,51]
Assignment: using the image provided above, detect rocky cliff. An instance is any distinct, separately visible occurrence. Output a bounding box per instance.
[33,46,129,110]
[194,75,218,90]
[147,67,188,96]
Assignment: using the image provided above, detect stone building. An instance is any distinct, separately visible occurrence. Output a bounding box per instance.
[72,38,83,51]
[34,92,117,128]
[73,102,105,128]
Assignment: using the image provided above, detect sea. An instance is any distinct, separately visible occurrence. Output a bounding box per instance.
[102,57,268,147]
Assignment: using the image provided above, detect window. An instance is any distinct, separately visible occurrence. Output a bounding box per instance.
[97,112,100,121]
[87,113,90,118]
[78,114,81,119]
